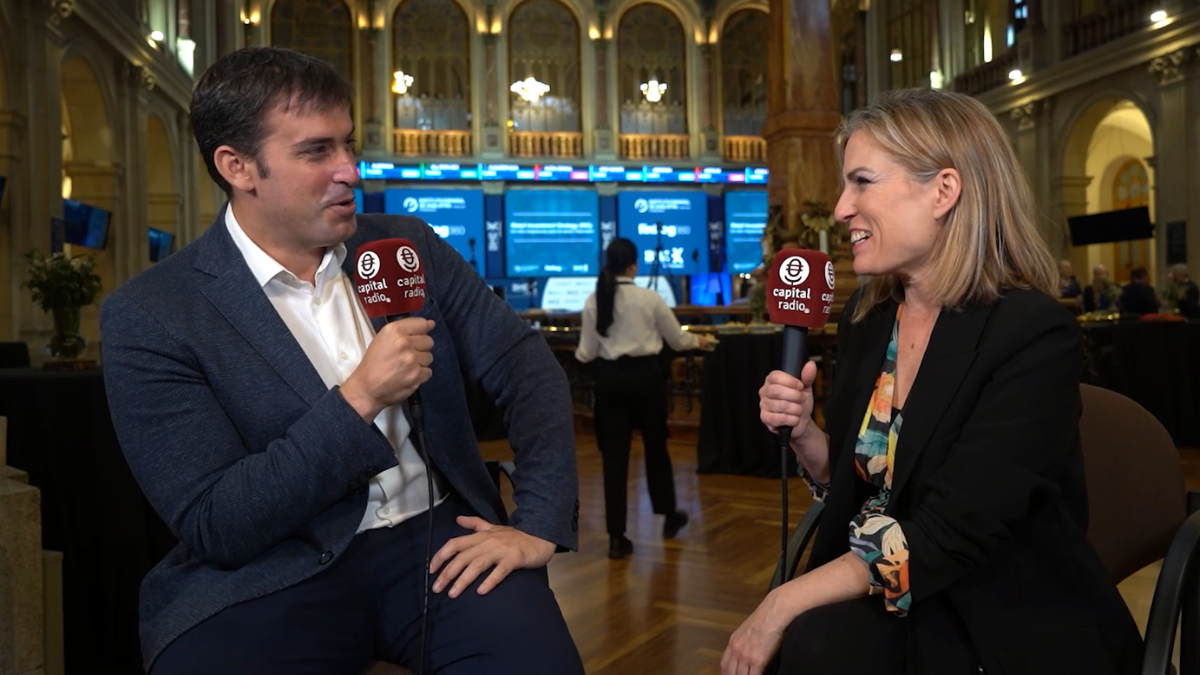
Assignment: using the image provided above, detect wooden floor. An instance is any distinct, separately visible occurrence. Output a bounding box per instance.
[479,421,1200,675]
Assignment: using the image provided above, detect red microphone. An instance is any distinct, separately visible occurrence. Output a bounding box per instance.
[765,247,834,579]
[353,238,426,320]
[352,237,436,674]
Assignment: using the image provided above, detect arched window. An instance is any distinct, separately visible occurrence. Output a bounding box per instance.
[508,0,580,134]
[617,4,687,136]
[271,0,354,83]
[720,9,767,137]
[392,0,472,131]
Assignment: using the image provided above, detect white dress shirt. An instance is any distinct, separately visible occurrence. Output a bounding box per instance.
[575,278,700,362]
[225,208,445,533]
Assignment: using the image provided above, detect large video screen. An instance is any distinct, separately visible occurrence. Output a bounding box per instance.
[617,191,708,276]
[724,191,768,274]
[385,188,486,275]
[505,189,599,277]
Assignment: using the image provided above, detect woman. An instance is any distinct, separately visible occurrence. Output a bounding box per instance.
[722,88,1142,675]
[576,238,709,559]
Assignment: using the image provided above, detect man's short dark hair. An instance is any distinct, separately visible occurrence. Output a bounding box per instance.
[1130,267,1149,282]
[191,47,354,195]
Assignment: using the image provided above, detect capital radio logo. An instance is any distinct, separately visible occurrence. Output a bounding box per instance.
[780,256,809,286]
[396,245,421,273]
[357,251,381,280]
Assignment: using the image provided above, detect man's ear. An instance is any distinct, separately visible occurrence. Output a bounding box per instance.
[213,145,258,194]
[932,168,962,221]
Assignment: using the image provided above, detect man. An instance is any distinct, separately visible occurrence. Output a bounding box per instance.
[1117,266,1159,315]
[1058,259,1081,299]
[1163,263,1200,318]
[100,47,583,675]
[1082,264,1119,313]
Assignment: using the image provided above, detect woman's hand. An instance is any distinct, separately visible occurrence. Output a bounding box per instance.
[759,361,819,438]
[721,591,789,675]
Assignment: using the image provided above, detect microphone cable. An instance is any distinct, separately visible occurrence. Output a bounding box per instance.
[407,389,435,675]
[778,425,791,580]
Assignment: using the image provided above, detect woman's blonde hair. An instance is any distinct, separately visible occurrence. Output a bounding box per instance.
[840,88,1058,322]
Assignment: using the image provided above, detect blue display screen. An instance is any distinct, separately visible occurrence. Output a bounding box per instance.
[148,227,174,263]
[505,189,599,277]
[617,191,708,276]
[62,198,110,249]
[724,191,768,274]
[385,188,486,275]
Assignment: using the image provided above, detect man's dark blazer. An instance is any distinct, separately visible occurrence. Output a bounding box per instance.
[805,286,1143,674]
[100,208,579,671]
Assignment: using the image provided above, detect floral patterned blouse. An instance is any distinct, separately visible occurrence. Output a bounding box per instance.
[802,306,912,616]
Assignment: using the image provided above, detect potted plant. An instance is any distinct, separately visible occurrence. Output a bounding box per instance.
[22,249,102,361]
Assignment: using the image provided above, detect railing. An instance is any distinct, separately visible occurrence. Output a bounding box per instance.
[723,135,767,163]
[393,129,472,157]
[953,49,1019,96]
[619,134,690,160]
[509,131,584,158]
[1063,0,1157,59]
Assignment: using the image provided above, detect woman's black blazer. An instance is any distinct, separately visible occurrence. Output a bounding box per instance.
[805,287,1143,674]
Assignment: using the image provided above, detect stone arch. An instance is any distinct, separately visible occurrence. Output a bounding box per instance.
[710,0,766,42]
[1058,95,1156,284]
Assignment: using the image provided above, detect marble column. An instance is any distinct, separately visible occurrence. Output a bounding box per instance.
[117,62,151,286]
[1149,46,1200,284]
[16,2,67,351]
[0,108,28,341]
[761,0,854,307]
[360,24,384,156]
[480,29,504,158]
[593,36,615,160]
[1010,99,1059,257]
[1050,175,1092,279]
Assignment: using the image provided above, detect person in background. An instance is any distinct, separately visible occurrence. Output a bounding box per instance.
[1059,259,1082,299]
[575,238,709,560]
[1082,263,1120,313]
[723,88,1141,675]
[1162,264,1200,318]
[1118,266,1159,316]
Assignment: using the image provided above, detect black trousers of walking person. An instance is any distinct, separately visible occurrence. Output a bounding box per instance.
[592,355,678,536]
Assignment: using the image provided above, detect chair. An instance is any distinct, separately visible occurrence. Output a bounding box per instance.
[361,459,516,675]
[770,384,1200,674]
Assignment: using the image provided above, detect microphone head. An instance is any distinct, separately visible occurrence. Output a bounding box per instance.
[353,238,427,318]
[766,248,835,329]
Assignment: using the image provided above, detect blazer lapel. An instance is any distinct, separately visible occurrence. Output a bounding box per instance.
[193,204,329,406]
[888,302,994,501]
[833,299,897,491]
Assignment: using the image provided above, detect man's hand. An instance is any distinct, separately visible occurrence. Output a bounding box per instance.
[429,516,556,598]
[341,317,435,423]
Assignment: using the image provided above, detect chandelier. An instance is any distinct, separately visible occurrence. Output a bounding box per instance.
[510,77,550,103]
[392,71,414,95]
[640,78,666,103]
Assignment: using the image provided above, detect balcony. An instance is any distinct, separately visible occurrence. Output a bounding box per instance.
[953,49,1019,97]
[723,135,767,163]
[393,129,472,157]
[619,134,690,160]
[509,131,584,159]
[1063,0,1158,59]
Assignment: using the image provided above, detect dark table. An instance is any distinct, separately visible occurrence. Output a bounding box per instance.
[696,330,837,477]
[1081,320,1200,446]
[0,368,176,675]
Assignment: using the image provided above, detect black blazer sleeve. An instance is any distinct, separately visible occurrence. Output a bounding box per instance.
[902,297,1084,604]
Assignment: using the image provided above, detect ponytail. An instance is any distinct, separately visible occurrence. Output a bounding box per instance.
[595,238,638,337]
